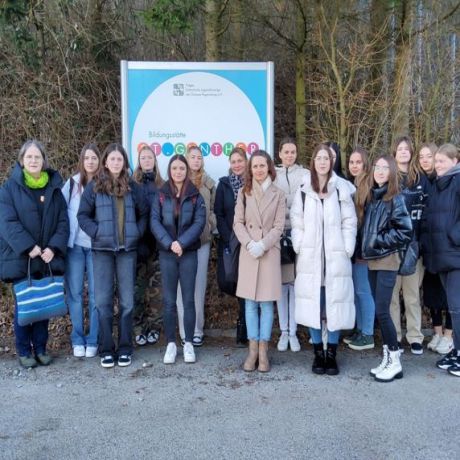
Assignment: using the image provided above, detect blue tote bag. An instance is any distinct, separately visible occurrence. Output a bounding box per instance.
[14,260,67,326]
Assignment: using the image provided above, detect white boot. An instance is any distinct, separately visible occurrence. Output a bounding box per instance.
[370,345,389,377]
[375,349,403,382]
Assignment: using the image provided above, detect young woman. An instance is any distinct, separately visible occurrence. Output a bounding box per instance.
[390,136,429,355]
[78,143,148,368]
[62,143,100,358]
[358,154,412,382]
[274,137,307,352]
[422,144,460,377]
[177,145,216,347]
[132,143,164,347]
[417,142,453,355]
[150,154,206,365]
[234,150,285,373]
[291,144,357,376]
[344,147,376,351]
[0,140,69,368]
[214,147,249,346]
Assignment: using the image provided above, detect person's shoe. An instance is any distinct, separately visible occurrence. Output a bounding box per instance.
[436,349,458,370]
[36,353,52,366]
[135,334,147,346]
[375,349,403,382]
[163,343,177,364]
[243,340,259,372]
[410,343,424,355]
[312,344,326,375]
[277,331,289,351]
[118,355,132,367]
[147,330,160,345]
[324,343,339,376]
[427,334,442,352]
[85,346,98,358]
[348,334,375,351]
[343,330,361,345]
[19,355,38,369]
[398,342,404,354]
[192,336,204,347]
[289,335,301,352]
[258,341,270,372]
[73,345,85,358]
[101,355,115,368]
[447,359,460,377]
[183,342,196,363]
[436,336,454,355]
[370,345,389,377]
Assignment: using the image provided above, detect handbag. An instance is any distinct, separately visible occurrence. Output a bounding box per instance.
[14,259,67,326]
[223,231,241,284]
[280,231,296,265]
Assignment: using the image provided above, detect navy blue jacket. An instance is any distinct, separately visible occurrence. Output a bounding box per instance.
[214,176,236,246]
[0,163,69,282]
[150,181,205,253]
[77,179,148,252]
[422,164,460,273]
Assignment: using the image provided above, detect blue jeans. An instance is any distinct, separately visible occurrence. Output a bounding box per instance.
[65,245,98,347]
[92,250,136,356]
[245,300,274,342]
[309,287,340,344]
[352,262,375,336]
[159,250,197,343]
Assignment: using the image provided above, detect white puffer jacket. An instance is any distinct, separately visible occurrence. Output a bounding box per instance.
[290,173,357,331]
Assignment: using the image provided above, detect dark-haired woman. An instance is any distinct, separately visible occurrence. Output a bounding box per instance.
[150,154,206,365]
[234,150,285,373]
[291,144,357,376]
[0,140,69,368]
[78,143,148,368]
[357,154,412,382]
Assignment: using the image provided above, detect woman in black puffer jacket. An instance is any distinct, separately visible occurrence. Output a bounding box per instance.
[0,140,69,368]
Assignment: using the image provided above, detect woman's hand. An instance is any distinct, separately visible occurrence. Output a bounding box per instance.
[41,248,55,263]
[28,245,42,259]
[171,241,183,257]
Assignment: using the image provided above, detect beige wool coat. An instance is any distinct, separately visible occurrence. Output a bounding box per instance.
[233,183,286,302]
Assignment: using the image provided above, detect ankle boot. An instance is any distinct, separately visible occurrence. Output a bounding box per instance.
[375,349,403,382]
[258,341,270,372]
[243,340,258,372]
[312,343,326,375]
[236,318,248,347]
[325,343,339,375]
[370,345,389,376]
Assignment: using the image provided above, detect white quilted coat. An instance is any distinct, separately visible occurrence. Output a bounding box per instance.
[290,173,357,331]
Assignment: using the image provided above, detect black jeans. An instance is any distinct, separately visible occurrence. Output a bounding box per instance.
[368,270,398,350]
[439,270,460,351]
[159,250,197,343]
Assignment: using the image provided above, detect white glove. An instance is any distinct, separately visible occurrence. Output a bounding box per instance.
[248,240,265,259]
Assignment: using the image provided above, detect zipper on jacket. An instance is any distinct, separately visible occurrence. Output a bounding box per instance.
[285,168,291,194]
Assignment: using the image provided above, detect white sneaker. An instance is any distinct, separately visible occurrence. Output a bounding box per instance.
[436,336,454,355]
[370,345,389,376]
[375,349,403,382]
[163,342,177,364]
[85,346,98,358]
[289,335,301,352]
[427,334,442,352]
[277,332,289,351]
[73,345,85,358]
[183,342,196,363]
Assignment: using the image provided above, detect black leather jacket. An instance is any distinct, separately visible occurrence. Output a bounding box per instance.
[361,184,412,260]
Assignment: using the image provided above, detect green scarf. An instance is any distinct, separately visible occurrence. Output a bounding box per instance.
[23,170,49,189]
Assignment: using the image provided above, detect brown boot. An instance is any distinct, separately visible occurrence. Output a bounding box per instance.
[258,341,270,372]
[243,340,259,372]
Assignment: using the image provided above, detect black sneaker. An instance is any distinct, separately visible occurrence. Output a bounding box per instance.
[118,355,132,367]
[410,343,423,355]
[436,349,458,370]
[101,355,115,368]
[192,335,204,347]
[447,361,460,377]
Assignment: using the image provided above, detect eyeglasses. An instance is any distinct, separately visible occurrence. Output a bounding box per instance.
[373,165,390,172]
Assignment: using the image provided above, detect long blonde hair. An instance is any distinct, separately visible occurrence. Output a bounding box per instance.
[391,135,421,188]
[185,145,204,189]
[132,143,164,187]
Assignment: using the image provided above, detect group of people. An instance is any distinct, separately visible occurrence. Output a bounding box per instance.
[0,137,459,383]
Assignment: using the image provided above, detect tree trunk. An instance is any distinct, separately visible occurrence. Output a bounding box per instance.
[205,0,221,61]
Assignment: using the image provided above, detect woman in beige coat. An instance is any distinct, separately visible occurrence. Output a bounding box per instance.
[234,150,285,372]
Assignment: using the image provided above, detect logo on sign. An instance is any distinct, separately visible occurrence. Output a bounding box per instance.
[173,84,184,96]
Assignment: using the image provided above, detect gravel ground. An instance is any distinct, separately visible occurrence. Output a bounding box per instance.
[0,339,459,460]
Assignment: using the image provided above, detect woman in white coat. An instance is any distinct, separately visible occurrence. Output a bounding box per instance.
[291,143,357,375]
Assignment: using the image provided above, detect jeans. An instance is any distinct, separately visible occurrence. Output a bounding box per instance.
[368,270,398,350]
[159,250,197,343]
[65,244,98,347]
[92,250,137,356]
[439,270,460,350]
[277,282,297,335]
[245,300,274,342]
[352,262,375,336]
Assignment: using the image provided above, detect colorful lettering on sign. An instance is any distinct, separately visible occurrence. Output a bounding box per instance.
[147,141,260,156]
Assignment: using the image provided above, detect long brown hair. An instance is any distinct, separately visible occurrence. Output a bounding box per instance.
[310,144,334,194]
[348,146,371,181]
[94,143,130,197]
[167,154,191,199]
[185,145,204,189]
[243,150,276,195]
[355,154,400,225]
[391,135,421,188]
[132,143,163,187]
[77,143,101,193]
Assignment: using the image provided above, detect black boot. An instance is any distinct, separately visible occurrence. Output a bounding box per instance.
[312,343,326,375]
[325,343,339,376]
